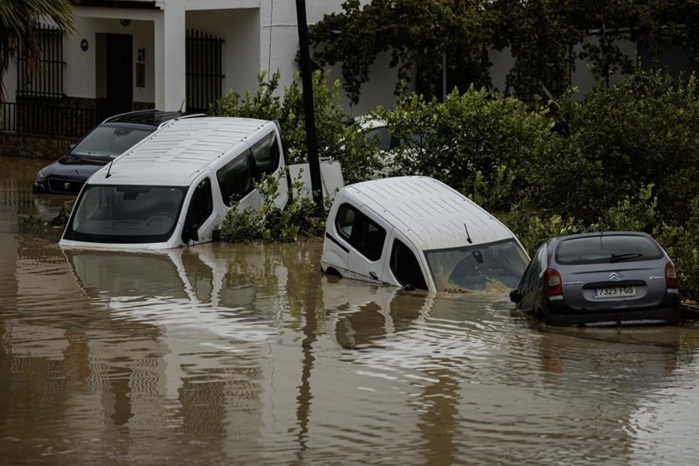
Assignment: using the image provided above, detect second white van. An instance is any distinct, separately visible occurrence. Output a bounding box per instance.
[320,176,530,293]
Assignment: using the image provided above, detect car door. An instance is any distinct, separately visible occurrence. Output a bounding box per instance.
[340,205,392,284]
[181,176,216,245]
[518,245,546,314]
[382,231,429,291]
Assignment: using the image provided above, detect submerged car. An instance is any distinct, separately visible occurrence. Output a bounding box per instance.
[33,109,200,194]
[321,176,530,293]
[509,231,681,327]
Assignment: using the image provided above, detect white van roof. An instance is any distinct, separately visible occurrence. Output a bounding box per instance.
[336,176,514,251]
[86,117,276,186]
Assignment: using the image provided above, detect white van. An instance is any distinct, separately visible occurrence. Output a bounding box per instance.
[60,116,296,250]
[320,176,530,293]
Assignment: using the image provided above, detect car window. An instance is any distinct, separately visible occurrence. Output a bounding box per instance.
[390,238,427,290]
[425,239,530,292]
[217,151,257,206]
[71,125,153,159]
[65,184,186,243]
[556,235,663,264]
[334,203,386,262]
[336,204,357,240]
[182,177,213,242]
[523,245,546,291]
[364,127,394,151]
[250,132,280,175]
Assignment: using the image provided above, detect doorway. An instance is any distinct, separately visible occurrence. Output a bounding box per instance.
[105,34,133,116]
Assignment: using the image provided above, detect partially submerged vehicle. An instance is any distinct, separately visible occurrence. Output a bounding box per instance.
[320,176,530,293]
[33,109,202,194]
[60,116,341,250]
[509,231,681,326]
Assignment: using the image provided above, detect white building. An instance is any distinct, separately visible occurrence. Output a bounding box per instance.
[3,0,395,119]
[1,0,686,157]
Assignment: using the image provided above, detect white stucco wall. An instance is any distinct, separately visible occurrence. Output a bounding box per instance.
[71,8,160,103]
[259,0,397,115]
[65,17,155,102]
[490,39,639,100]
[187,9,260,99]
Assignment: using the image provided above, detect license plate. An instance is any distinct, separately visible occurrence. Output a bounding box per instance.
[593,286,637,298]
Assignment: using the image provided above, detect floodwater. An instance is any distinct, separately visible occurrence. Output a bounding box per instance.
[2,155,699,465]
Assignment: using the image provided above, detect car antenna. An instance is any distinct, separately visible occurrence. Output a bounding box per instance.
[178,100,185,113]
[105,159,114,178]
[464,223,473,244]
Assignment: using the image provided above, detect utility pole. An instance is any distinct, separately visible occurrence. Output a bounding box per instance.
[295,0,324,214]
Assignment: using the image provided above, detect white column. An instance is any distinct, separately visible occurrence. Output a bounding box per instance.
[154,0,186,111]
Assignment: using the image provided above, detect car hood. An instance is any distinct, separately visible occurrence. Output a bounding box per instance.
[41,155,108,180]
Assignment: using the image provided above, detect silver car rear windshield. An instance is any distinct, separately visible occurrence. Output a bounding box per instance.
[425,239,530,292]
[556,235,663,265]
[64,184,187,244]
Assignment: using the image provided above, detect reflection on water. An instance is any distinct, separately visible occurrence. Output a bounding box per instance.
[2,155,699,464]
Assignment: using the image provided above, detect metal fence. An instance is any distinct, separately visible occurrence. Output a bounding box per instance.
[186,29,225,113]
[0,101,102,138]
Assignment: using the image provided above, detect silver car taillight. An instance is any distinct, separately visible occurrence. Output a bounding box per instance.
[665,262,679,289]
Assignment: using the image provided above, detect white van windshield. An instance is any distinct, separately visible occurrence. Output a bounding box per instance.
[425,239,529,292]
[64,184,187,243]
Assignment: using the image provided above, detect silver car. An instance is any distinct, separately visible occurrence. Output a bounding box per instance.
[510,231,681,326]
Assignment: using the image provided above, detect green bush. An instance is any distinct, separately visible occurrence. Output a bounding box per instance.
[212,70,386,184]
[376,87,557,212]
[216,171,325,243]
[527,72,699,225]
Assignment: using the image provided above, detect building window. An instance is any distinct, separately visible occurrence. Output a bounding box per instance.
[17,25,65,100]
[186,29,225,113]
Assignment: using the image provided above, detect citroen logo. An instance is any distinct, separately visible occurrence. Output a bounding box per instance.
[609,272,620,281]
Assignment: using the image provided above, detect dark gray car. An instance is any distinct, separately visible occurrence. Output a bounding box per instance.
[33,109,201,194]
[510,231,681,326]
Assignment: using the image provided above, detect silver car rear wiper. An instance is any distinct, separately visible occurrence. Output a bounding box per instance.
[610,253,643,263]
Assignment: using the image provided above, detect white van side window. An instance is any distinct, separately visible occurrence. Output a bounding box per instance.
[335,203,386,262]
[335,204,356,239]
[217,151,257,206]
[390,239,427,290]
[250,132,280,175]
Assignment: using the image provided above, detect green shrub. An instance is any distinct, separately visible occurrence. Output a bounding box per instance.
[376,87,557,212]
[655,198,699,301]
[212,70,387,184]
[527,71,699,225]
[215,171,325,243]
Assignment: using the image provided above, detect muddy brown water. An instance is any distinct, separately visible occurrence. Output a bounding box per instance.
[2,155,699,465]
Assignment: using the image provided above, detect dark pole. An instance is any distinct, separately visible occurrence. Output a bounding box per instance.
[295,0,324,214]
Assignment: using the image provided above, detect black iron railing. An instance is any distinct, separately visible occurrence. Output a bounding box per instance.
[0,101,104,138]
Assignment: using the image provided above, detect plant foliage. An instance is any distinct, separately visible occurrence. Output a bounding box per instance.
[0,0,74,101]
[309,0,699,102]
